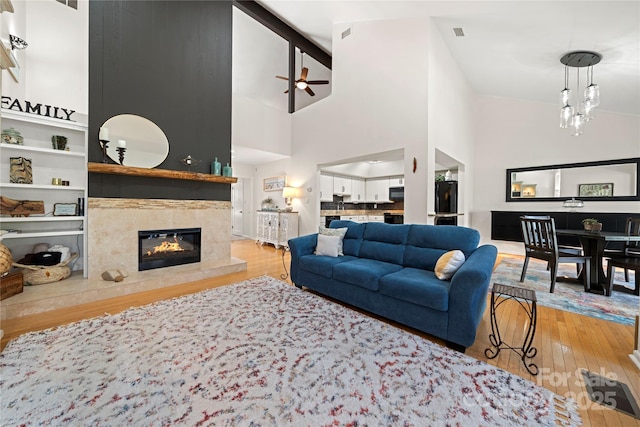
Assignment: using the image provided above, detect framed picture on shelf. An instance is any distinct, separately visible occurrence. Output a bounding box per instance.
[578,183,613,197]
[263,175,286,192]
[9,157,32,184]
[53,203,78,216]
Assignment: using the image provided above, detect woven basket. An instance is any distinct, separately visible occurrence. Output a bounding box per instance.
[0,243,12,276]
[12,252,78,285]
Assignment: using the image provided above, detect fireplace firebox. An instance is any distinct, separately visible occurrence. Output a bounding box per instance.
[138,228,201,271]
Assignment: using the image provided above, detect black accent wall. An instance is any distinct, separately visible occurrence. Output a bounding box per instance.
[88,0,232,200]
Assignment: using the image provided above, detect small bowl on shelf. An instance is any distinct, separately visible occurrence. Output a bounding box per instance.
[1,128,24,145]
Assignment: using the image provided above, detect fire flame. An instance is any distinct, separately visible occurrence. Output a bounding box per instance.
[146,239,185,256]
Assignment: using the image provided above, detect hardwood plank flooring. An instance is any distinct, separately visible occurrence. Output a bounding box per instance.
[1,240,638,426]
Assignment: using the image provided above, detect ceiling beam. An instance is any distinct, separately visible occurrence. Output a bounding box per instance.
[233,0,332,70]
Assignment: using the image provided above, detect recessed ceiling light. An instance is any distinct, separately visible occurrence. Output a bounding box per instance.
[369,160,382,164]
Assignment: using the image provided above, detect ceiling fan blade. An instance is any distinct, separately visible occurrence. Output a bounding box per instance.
[305,86,315,96]
[275,75,289,80]
[300,67,309,80]
[307,80,329,85]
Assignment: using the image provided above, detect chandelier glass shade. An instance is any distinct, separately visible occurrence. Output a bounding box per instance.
[559,51,601,136]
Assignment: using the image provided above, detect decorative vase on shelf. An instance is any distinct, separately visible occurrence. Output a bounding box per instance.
[223,162,232,177]
[261,198,274,211]
[211,157,221,176]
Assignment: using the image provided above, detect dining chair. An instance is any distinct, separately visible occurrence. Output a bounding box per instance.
[519,216,591,293]
[605,257,639,296]
[603,217,640,282]
[521,215,584,273]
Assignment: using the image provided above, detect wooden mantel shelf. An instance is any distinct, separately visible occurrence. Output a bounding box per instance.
[88,162,238,184]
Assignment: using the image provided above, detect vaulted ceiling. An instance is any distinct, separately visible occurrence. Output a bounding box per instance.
[258,1,640,116]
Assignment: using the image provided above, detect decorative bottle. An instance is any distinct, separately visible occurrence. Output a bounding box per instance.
[223,162,232,177]
[211,157,221,175]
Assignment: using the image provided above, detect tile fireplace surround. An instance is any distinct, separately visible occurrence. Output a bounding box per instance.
[0,198,246,320]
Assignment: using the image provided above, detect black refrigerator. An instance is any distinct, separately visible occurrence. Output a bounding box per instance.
[435,181,458,225]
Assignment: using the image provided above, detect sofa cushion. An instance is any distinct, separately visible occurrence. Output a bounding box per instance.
[332,259,403,291]
[404,225,480,270]
[434,250,466,280]
[299,254,358,278]
[329,221,365,257]
[379,268,451,312]
[359,223,410,265]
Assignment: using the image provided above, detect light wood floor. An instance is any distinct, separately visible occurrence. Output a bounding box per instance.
[1,240,639,426]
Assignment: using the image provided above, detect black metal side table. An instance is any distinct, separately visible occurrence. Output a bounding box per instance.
[485,283,538,375]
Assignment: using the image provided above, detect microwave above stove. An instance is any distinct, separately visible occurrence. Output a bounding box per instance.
[389,186,404,201]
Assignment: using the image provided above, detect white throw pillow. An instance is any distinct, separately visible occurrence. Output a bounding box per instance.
[315,234,341,257]
[318,226,348,256]
[434,250,466,280]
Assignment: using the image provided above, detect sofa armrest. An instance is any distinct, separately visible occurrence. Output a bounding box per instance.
[447,244,498,346]
[288,234,318,284]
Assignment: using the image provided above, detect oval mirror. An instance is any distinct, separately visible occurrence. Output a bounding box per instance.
[102,114,169,168]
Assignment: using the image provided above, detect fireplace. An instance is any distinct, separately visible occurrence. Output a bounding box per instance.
[138,228,201,271]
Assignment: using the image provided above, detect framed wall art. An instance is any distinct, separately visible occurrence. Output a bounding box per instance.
[263,175,286,192]
[578,183,613,197]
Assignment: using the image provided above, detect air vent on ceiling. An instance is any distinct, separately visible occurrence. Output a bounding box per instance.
[453,27,465,37]
[341,27,352,39]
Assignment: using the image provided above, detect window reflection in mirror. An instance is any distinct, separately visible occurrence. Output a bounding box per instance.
[102,114,169,168]
[506,158,640,202]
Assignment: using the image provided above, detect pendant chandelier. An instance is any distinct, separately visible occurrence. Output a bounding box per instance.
[559,51,601,136]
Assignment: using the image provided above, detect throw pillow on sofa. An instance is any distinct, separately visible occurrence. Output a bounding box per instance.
[318,226,348,255]
[315,234,342,257]
[434,250,466,280]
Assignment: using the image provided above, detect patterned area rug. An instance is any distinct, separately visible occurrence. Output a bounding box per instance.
[0,276,580,426]
[493,257,638,326]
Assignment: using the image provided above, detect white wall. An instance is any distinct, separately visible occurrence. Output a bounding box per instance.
[282,18,431,236]
[232,92,291,155]
[243,17,480,237]
[3,0,88,115]
[473,95,640,254]
[426,19,476,226]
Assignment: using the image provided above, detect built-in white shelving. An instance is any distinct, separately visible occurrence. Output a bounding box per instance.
[1,108,88,276]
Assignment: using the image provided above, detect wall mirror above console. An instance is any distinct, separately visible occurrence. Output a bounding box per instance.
[101,114,169,168]
[506,158,640,202]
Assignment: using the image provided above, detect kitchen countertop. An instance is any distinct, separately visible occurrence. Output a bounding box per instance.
[321,210,404,216]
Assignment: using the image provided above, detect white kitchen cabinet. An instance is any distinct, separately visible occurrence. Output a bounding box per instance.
[365,177,391,203]
[368,215,385,222]
[346,177,365,203]
[333,175,352,196]
[256,211,299,249]
[0,109,88,275]
[389,176,404,186]
[319,173,333,202]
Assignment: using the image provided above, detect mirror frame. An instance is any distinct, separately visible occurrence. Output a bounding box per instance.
[505,157,640,202]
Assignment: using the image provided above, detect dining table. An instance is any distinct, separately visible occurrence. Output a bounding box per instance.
[556,228,640,294]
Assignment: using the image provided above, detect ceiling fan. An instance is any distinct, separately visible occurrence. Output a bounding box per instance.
[276,53,329,96]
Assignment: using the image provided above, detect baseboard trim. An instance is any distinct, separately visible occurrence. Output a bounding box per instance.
[631,350,640,371]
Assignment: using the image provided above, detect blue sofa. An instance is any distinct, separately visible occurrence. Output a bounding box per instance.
[288,221,498,350]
